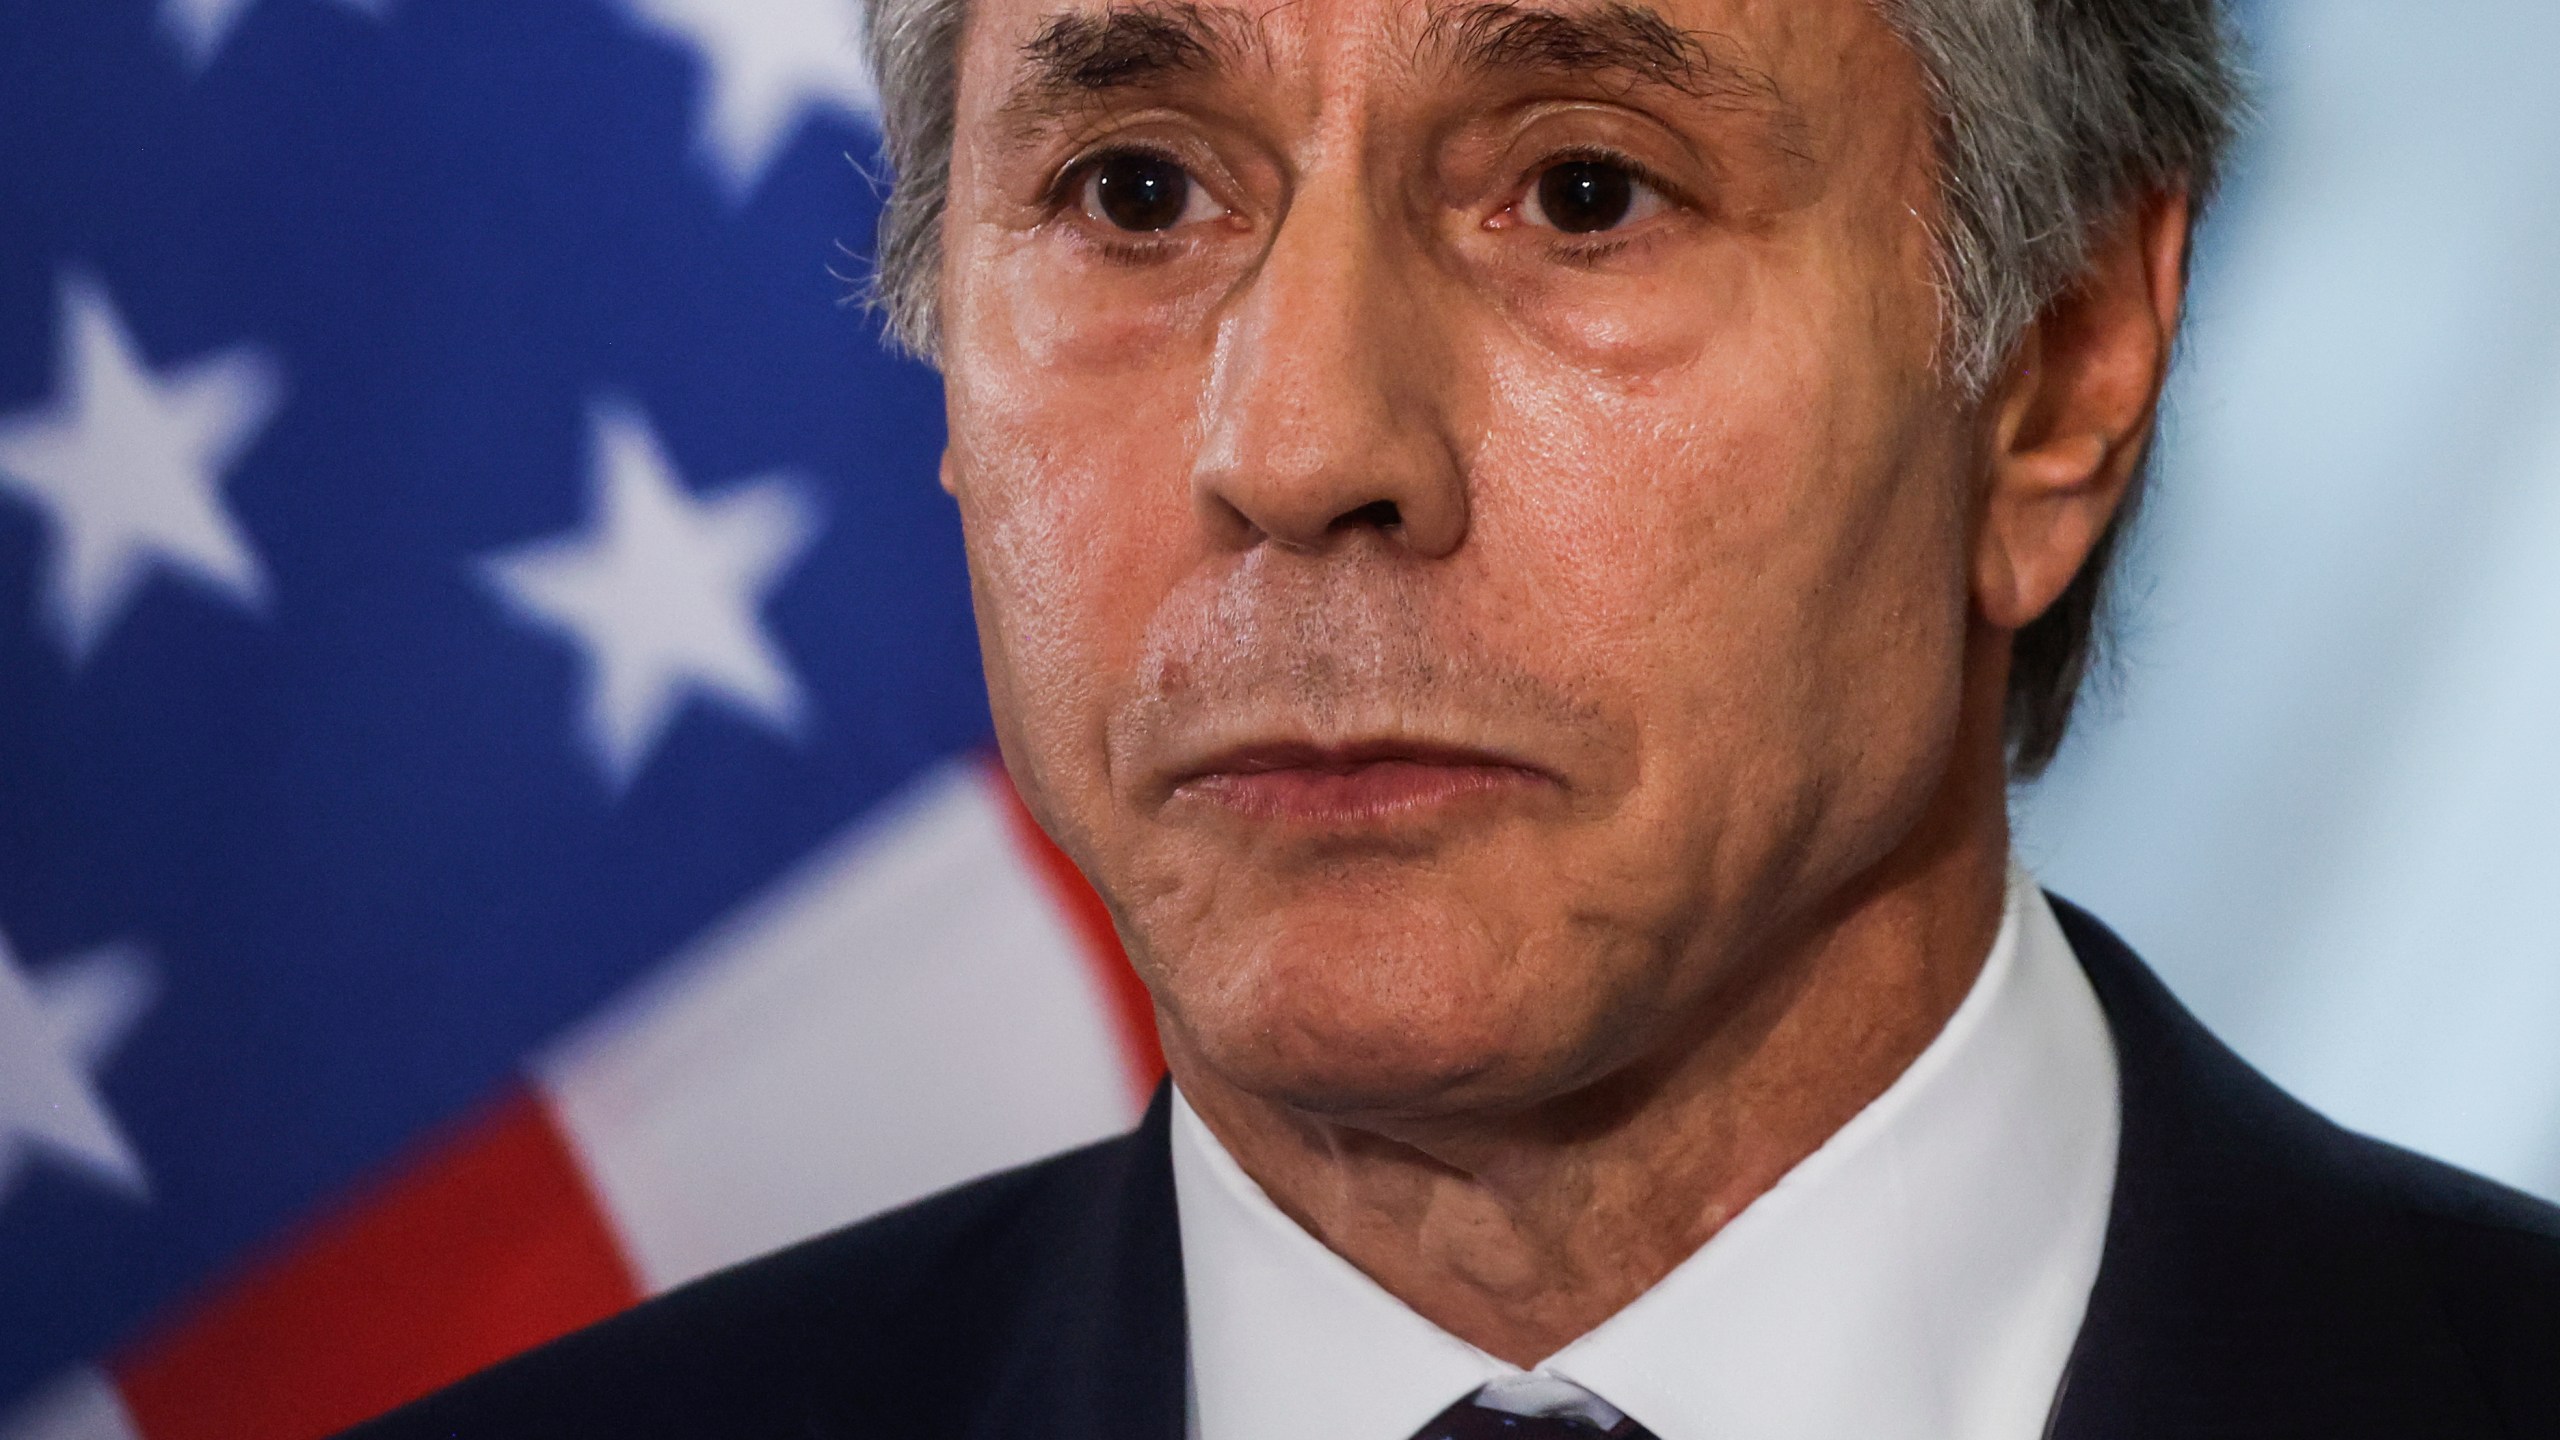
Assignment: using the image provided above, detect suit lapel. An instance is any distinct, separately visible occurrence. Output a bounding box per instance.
[2047,899,2501,1439]
[975,1085,1189,1440]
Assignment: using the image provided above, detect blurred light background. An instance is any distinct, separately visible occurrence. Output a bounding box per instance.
[2,0,2555,1434]
[2017,0,2560,1205]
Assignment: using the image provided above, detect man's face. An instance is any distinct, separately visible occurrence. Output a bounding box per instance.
[938,0,1986,1117]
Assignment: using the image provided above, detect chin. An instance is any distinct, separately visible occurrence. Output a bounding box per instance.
[1152,898,1634,1120]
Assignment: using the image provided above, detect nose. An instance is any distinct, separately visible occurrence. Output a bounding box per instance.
[1191,177,1469,559]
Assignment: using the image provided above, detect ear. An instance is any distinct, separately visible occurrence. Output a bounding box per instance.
[938,447,960,498]
[1973,189,2193,631]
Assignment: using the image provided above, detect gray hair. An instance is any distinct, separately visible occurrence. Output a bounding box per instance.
[857,0,2245,774]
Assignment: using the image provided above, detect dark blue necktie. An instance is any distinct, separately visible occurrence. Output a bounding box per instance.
[1408,1390,1659,1440]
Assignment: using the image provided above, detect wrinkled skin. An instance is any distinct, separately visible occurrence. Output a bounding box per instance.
[936,0,2185,1362]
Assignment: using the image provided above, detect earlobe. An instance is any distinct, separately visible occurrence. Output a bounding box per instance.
[938,449,960,498]
[1972,189,2191,632]
[1972,432,2121,631]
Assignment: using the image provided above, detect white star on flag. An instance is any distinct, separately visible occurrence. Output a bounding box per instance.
[159,0,392,71]
[0,272,284,664]
[0,934,157,1211]
[483,400,824,789]
[615,0,878,197]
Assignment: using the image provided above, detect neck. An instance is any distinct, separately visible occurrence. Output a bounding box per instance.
[1164,676,2016,1366]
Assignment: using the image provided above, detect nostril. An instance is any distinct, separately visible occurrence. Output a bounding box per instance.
[1332,500,1402,533]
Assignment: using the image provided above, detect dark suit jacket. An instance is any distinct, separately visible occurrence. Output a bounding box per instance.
[345,900,2560,1438]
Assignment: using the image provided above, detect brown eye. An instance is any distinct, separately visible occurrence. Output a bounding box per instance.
[1089,152,1193,232]
[1533,160,1636,233]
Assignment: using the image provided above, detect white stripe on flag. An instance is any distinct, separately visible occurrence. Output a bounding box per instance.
[0,1370,138,1440]
[533,758,1137,1293]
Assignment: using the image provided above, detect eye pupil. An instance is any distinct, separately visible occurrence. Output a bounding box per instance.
[1538,160,1635,234]
[1094,153,1191,232]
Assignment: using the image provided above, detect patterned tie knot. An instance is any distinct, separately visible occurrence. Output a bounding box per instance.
[1408,1377,1658,1440]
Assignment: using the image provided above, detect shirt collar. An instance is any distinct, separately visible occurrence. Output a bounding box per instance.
[1171,866,2120,1440]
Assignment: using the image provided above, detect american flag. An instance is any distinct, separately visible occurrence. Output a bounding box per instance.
[0,2,1159,1434]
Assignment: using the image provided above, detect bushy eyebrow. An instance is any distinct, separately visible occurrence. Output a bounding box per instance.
[1424,1,1810,171]
[1418,0,1740,99]
[996,1,1268,126]
[988,0,1798,151]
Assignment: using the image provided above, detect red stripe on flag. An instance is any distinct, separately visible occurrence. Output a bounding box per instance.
[985,756,1168,1101]
[113,1087,640,1440]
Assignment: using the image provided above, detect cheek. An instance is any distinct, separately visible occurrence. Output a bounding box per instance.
[963,224,1238,378]
[1468,236,1950,686]
[1471,316,1971,819]
[1469,341,1832,695]
[943,344,1204,806]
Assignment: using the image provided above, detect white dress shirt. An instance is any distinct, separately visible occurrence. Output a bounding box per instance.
[1172,865,2120,1440]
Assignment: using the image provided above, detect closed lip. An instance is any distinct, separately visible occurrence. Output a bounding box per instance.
[1164,737,1559,805]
